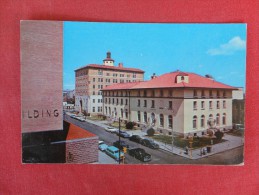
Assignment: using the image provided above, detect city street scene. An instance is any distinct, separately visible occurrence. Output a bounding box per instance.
[62,22,246,165]
[22,21,246,165]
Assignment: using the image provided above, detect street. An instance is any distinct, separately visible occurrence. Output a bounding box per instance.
[64,115,244,165]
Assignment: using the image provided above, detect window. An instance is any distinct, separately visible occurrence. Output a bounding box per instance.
[193,90,198,98]
[144,112,147,123]
[159,114,164,127]
[223,100,226,108]
[160,90,164,97]
[106,73,110,76]
[121,99,123,105]
[93,91,95,95]
[216,113,220,125]
[223,91,226,98]
[217,101,220,109]
[125,99,128,105]
[209,101,213,109]
[222,113,226,125]
[151,100,155,108]
[93,99,95,103]
[116,98,119,105]
[105,98,107,103]
[121,109,123,118]
[209,90,213,98]
[108,98,111,104]
[138,91,140,97]
[137,99,140,107]
[201,101,205,109]
[152,90,155,97]
[93,78,95,82]
[201,90,205,98]
[105,107,107,115]
[98,107,102,112]
[125,109,128,118]
[201,115,205,128]
[92,107,95,112]
[93,85,95,89]
[193,101,197,110]
[137,111,141,122]
[169,90,173,97]
[133,73,136,78]
[109,107,111,115]
[144,100,147,107]
[193,116,197,129]
[143,90,147,97]
[217,90,220,98]
[98,70,103,75]
[112,98,114,104]
[168,115,173,129]
[169,101,172,110]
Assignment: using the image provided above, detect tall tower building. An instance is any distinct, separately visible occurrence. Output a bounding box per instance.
[74,52,145,115]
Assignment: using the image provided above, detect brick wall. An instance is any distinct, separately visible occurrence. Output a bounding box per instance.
[66,137,98,164]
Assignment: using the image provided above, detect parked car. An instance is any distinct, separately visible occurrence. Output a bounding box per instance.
[105,146,124,161]
[129,135,143,143]
[98,141,108,151]
[76,116,86,122]
[116,131,131,138]
[140,139,159,149]
[113,140,129,150]
[128,148,152,162]
[105,127,118,133]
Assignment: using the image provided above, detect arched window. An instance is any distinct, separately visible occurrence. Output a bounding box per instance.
[201,115,205,128]
[168,115,173,129]
[193,115,197,129]
[160,114,164,127]
[222,113,226,125]
[121,108,123,118]
[216,113,220,125]
[137,111,141,122]
[144,112,147,123]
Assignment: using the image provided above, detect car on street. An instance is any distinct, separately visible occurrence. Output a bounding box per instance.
[140,139,159,149]
[128,148,152,162]
[113,140,129,150]
[105,146,124,161]
[116,130,131,138]
[98,141,108,151]
[105,127,118,133]
[76,116,86,122]
[129,135,143,143]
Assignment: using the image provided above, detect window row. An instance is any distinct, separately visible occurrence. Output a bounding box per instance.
[92,106,103,113]
[92,99,103,103]
[193,89,227,98]
[137,112,173,129]
[193,100,226,110]
[192,113,227,129]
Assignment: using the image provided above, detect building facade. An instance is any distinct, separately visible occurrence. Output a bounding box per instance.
[102,71,237,136]
[74,52,144,115]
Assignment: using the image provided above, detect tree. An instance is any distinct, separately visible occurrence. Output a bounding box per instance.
[215,130,224,141]
[126,121,134,129]
[147,128,155,136]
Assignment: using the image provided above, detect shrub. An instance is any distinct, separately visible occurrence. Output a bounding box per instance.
[126,121,134,129]
[215,130,224,141]
[147,128,155,136]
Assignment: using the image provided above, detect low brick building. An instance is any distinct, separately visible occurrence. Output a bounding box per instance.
[22,121,98,164]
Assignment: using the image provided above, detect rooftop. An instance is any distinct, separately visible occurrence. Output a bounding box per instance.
[75,64,144,73]
[102,71,237,90]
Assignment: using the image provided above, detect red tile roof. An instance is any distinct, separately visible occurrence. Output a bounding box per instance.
[102,71,237,90]
[66,123,96,141]
[75,64,144,73]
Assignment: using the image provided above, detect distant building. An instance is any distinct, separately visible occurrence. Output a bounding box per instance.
[74,51,144,115]
[102,71,238,136]
[63,89,75,102]
[232,88,245,126]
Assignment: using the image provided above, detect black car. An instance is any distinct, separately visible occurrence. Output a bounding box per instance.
[113,140,129,150]
[129,135,143,143]
[140,139,159,149]
[116,131,131,138]
[128,148,152,162]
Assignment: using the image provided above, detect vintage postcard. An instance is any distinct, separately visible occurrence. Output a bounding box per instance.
[21,21,246,165]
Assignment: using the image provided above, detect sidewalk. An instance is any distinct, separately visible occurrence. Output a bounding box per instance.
[73,116,244,160]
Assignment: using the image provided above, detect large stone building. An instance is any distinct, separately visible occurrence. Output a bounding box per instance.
[102,71,238,136]
[74,52,144,115]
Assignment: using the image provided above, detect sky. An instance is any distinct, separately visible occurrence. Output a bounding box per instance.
[63,22,246,90]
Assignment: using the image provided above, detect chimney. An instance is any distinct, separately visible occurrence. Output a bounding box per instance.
[118,62,123,68]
